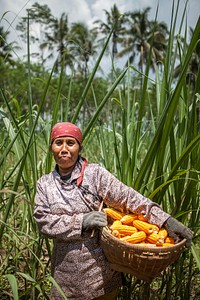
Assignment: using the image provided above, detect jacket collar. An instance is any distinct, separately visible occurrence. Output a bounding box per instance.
[52,156,87,185]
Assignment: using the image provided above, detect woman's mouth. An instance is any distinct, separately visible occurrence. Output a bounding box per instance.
[59,155,70,159]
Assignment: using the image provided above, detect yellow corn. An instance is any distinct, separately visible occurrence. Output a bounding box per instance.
[111,229,121,238]
[110,220,122,228]
[133,220,159,234]
[120,231,146,244]
[165,236,175,244]
[158,228,168,239]
[146,233,164,246]
[103,208,125,220]
[120,213,138,225]
[137,214,148,222]
[110,224,138,236]
[163,242,175,247]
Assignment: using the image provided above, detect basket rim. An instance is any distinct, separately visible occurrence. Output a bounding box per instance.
[101,226,186,253]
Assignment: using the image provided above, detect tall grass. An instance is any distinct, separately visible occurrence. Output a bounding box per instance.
[0,3,200,300]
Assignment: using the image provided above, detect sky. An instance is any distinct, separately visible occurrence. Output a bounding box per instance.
[1,0,200,72]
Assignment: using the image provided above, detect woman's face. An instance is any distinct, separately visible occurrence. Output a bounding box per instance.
[51,136,81,175]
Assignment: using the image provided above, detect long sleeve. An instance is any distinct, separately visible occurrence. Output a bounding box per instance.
[34,178,83,241]
[95,165,170,227]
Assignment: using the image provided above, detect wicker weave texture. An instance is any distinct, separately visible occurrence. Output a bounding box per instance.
[100,227,186,282]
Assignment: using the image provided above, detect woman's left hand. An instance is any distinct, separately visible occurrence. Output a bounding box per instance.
[164,217,193,247]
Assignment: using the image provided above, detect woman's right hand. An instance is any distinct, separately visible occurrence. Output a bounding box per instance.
[82,211,107,231]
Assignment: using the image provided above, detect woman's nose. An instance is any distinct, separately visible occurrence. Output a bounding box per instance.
[61,142,68,152]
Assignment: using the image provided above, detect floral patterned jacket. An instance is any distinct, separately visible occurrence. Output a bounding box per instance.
[34,157,170,300]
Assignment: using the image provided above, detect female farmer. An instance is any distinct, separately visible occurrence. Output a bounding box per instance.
[34,122,193,300]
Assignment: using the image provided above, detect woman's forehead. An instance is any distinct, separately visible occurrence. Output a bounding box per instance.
[53,136,77,141]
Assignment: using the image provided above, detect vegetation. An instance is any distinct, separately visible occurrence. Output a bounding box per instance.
[0,1,200,299]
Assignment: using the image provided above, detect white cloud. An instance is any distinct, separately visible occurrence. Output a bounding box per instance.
[1,0,199,33]
[43,0,92,24]
[1,0,93,59]
[1,0,199,70]
[1,0,31,27]
[88,0,199,32]
[1,0,92,29]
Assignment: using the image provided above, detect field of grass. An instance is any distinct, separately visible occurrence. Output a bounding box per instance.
[0,3,200,299]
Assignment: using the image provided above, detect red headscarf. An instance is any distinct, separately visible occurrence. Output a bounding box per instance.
[50,122,82,144]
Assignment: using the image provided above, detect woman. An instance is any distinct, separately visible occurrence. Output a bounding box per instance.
[34,122,193,300]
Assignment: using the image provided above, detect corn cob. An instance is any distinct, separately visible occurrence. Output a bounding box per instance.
[120,231,146,244]
[120,213,138,225]
[165,236,175,244]
[146,233,164,246]
[110,224,138,235]
[137,214,148,222]
[133,220,159,234]
[103,208,125,220]
[158,228,168,239]
[111,220,122,227]
[111,229,121,238]
[163,242,175,247]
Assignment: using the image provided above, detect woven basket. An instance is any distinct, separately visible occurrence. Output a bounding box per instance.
[100,227,186,282]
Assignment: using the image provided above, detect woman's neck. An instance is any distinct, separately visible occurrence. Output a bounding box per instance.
[58,166,74,177]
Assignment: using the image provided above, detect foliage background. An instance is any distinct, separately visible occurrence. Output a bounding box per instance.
[0,1,200,299]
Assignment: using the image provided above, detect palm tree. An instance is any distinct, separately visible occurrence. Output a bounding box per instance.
[16,2,53,63]
[16,3,75,72]
[117,7,168,73]
[41,12,75,72]
[93,4,126,60]
[69,22,98,79]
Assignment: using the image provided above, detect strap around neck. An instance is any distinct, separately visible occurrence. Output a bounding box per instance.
[76,158,88,186]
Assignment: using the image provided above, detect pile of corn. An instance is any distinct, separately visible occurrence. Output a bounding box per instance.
[103,207,175,247]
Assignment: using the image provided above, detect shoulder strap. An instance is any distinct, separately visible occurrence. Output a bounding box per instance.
[76,158,88,186]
